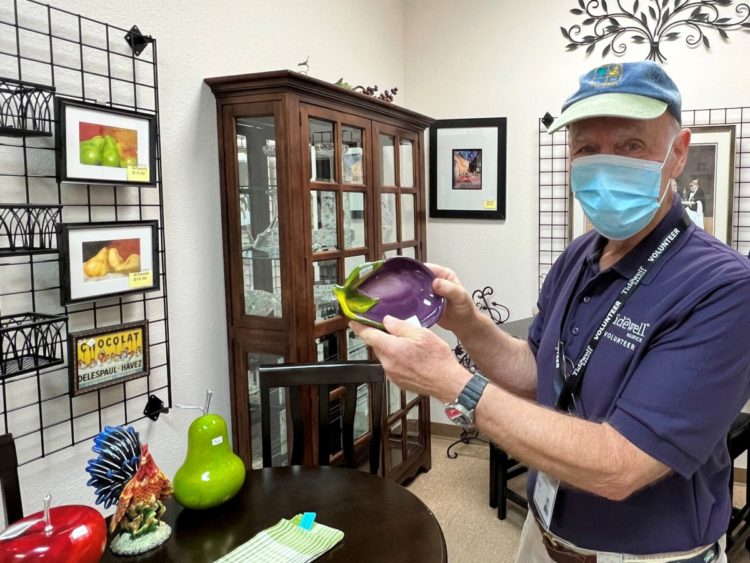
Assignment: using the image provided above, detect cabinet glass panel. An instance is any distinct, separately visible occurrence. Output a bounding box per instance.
[387,378,402,415]
[343,192,365,249]
[236,117,282,318]
[311,190,338,252]
[381,193,397,243]
[388,419,404,467]
[399,139,414,188]
[346,328,369,361]
[379,134,395,186]
[405,389,417,405]
[353,383,370,439]
[383,249,398,259]
[248,352,285,470]
[310,118,335,182]
[344,254,366,277]
[342,126,364,184]
[406,403,421,455]
[400,194,415,241]
[313,259,339,321]
[316,333,339,362]
[402,246,416,259]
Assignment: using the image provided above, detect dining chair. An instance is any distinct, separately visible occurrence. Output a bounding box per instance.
[258,361,385,475]
[0,433,23,525]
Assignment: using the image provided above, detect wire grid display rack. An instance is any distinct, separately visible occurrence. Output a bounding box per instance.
[0,0,171,465]
[538,108,750,290]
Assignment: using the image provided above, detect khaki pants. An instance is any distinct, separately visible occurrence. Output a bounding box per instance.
[514,511,728,563]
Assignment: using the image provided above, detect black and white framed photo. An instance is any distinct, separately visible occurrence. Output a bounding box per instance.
[429,118,507,219]
[57,220,160,305]
[55,97,156,185]
[675,124,736,244]
[68,320,149,396]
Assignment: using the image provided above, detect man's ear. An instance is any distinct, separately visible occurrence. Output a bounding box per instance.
[671,127,691,178]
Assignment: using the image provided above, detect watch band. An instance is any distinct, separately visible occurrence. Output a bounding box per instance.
[457,372,489,410]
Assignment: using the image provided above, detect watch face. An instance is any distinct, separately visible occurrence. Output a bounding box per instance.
[445,404,473,427]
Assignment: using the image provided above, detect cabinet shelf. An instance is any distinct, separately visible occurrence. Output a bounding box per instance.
[0,77,55,137]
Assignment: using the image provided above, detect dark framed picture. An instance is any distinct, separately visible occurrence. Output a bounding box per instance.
[429,118,507,219]
[68,321,149,396]
[57,220,160,305]
[675,125,736,244]
[55,97,157,185]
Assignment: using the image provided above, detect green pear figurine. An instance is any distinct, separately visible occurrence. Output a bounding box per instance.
[173,391,246,510]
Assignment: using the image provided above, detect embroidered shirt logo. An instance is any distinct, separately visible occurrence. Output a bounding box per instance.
[590,64,622,88]
[604,314,651,352]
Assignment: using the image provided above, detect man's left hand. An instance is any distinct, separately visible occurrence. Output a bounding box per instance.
[349,316,469,403]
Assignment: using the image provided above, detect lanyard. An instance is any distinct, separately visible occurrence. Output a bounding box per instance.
[555,213,691,412]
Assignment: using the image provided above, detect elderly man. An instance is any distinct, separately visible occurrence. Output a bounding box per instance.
[352,61,750,562]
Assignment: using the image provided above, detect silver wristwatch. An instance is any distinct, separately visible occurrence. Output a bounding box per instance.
[444,373,489,427]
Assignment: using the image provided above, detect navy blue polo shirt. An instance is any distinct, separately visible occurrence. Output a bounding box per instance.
[527,196,750,553]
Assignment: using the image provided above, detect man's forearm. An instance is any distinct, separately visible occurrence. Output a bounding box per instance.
[475,384,670,500]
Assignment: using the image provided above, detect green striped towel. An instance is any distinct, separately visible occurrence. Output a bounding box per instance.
[215,514,344,563]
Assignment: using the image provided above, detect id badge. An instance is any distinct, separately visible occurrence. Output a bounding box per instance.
[533,471,559,530]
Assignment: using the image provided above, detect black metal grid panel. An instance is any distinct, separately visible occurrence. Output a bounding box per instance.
[538,107,750,289]
[0,0,171,465]
[537,117,568,292]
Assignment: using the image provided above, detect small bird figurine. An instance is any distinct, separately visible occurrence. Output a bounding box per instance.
[109,444,173,535]
[86,426,173,556]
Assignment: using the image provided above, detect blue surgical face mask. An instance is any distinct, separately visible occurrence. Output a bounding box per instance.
[571,141,674,240]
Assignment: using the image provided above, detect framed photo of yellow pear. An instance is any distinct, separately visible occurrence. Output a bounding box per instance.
[57,220,160,305]
[568,124,736,244]
[68,321,150,396]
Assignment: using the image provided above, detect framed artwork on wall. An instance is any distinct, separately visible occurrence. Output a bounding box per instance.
[68,320,149,396]
[568,124,736,243]
[55,97,157,185]
[57,220,160,305]
[675,125,736,244]
[429,118,507,219]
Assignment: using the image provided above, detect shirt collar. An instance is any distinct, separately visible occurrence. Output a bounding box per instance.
[585,194,689,279]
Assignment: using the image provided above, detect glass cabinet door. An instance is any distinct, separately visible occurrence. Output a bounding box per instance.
[304,106,372,329]
[235,115,283,320]
[376,126,420,261]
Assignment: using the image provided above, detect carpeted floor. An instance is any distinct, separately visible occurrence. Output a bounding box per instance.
[406,435,750,563]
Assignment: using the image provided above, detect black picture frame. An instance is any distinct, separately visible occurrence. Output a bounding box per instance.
[429,117,507,219]
[55,97,157,185]
[57,220,160,305]
[68,320,149,396]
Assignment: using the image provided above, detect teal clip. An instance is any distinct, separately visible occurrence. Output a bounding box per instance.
[299,511,316,531]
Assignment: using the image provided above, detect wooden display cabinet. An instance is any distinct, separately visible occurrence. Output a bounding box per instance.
[205,71,434,483]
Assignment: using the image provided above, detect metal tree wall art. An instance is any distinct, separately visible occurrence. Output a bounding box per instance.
[562,0,750,62]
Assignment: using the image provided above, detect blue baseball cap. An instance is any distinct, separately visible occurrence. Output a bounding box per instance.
[548,61,682,132]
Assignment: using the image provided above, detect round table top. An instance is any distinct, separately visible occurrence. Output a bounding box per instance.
[101,466,447,562]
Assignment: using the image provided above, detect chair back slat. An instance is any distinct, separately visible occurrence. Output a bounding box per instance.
[258,362,384,475]
[0,433,23,524]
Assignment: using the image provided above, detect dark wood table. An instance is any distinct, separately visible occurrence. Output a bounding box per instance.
[101,466,447,562]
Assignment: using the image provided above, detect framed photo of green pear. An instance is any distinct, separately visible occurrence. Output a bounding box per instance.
[569,124,737,244]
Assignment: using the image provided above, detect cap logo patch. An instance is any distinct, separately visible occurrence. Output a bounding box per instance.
[589,64,622,88]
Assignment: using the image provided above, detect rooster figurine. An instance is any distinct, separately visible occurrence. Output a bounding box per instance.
[85,426,173,556]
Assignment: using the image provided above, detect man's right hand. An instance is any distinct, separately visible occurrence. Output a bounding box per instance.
[425,263,480,334]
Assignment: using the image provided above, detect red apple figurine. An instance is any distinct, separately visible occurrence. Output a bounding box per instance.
[0,495,106,563]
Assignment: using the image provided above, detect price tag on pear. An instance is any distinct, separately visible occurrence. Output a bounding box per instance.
[172,389,246,509]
